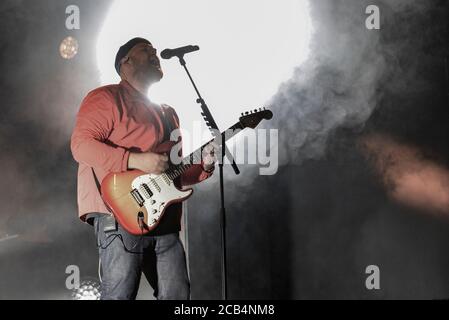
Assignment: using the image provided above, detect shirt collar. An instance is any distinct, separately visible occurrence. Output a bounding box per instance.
[119,79,150,103]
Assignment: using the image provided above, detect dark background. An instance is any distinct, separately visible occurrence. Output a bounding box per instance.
[0,0,448,299]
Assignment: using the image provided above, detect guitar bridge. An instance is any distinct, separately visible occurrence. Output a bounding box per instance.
[130,189,145,207]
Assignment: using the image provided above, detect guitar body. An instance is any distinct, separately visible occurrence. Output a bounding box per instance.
[101,141,192,235]
[101,169,193,235]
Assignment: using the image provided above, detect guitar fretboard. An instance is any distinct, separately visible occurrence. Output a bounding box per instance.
[165,123,243,180]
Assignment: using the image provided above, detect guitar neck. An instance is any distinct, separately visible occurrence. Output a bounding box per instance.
[165,121,244,180]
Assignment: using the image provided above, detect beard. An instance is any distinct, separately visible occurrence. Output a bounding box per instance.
[134,61,163,85]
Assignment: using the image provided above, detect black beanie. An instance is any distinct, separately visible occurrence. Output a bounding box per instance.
[114,37,151,75]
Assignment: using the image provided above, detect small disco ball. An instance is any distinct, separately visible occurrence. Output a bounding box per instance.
[59,36,79,59]
[72,279,101,300]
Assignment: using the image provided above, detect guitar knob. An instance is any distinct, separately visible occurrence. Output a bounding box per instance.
[150,200,156,205]
[152,209,157,214]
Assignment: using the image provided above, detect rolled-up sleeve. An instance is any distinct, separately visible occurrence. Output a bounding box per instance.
[71,90,130,173]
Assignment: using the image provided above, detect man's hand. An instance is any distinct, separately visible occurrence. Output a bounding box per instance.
[202,142,218,172]
[128,152,169,174]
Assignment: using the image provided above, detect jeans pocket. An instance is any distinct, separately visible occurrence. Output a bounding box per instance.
[95,215,118,248]
[93,216,105,247]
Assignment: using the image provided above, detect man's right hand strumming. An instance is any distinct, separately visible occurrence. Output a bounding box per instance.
[128,152,169,174]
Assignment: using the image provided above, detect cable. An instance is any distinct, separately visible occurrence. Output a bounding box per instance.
[98,257,102,283]
[95,214,146,254]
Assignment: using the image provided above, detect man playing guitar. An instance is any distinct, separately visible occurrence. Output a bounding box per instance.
[71,37,216,300]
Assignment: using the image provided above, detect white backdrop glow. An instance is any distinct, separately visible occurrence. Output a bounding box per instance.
[97,0,312,153]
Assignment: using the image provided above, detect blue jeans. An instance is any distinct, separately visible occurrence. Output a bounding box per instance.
[94,215,190,300]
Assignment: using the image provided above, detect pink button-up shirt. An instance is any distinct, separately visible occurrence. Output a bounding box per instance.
[71,80,212,232]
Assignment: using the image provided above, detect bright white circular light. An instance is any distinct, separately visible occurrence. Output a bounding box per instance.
[97,0,312,153]
[60,36,78,59]
[72,279,101,300]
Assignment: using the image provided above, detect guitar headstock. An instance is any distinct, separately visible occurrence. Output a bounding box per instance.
[239,107,273,129]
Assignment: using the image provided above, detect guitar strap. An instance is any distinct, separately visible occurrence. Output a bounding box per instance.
[91,167,113,214]
[158,104,176,143]
[91,167,102,194]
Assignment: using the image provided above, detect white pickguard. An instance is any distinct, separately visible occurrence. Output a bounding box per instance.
[131,173,192,227]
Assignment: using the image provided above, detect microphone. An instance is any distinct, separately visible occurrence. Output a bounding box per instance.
[161,45,199,59]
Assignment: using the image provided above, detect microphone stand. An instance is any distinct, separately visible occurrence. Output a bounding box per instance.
[174,54,240,300]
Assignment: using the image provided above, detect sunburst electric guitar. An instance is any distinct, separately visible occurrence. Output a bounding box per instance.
[101,109,273,235]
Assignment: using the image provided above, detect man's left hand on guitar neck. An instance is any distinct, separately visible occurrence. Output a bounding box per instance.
[202,142,218,173]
